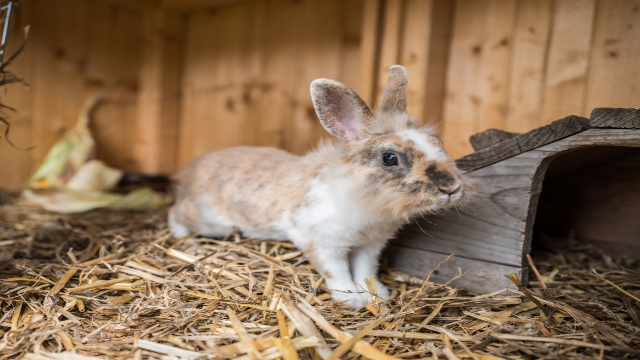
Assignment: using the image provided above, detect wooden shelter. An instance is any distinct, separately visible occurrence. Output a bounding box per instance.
[389,108,640,293]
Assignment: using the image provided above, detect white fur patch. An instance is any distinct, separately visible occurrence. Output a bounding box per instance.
[397,129,446,161]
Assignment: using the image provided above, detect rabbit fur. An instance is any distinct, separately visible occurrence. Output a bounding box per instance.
[168,65,473,307]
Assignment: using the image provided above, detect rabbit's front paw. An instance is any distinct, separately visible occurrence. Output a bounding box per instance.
[331,290,368,308]
[355,279,390,302]
[373,282,390,300]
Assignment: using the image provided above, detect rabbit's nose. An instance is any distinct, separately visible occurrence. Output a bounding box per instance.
[439,182,461,195]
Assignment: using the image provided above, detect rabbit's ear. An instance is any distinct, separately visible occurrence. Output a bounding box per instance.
[380,65,408,114]
[310,79,373,141]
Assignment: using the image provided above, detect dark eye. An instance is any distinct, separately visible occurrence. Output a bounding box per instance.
[381,153,398,166]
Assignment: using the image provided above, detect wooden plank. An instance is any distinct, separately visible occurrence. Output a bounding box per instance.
[540,0,596,124]
[456,115,590,172]
[23,0,145,177]
[176,8,213,167]
[374,0,403,107]
[506,0,553,132]
[282,0,365,153]
[85,2,145,172]
[395,129,640,269]
[29,0,89,176]
[373,0,452,129]
[399,0,453,127]
[441,0,518,159]
[134,8,182,174]
[590,108,640,129]
[178,1,259,165]
[398,0,434,120]
[286,0,348,155]
[247,0,296,151]
[339,0,365,100]
[385,245,524,293]
[584,0,640,114]
[419,0,453,128]
[357,0,383,105]
[469,129,519,151]
[177,0,365,164]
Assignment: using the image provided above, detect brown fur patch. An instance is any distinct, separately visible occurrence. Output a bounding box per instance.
[425,163,457,190]
[173,147,312,234]
[303,242,332,279]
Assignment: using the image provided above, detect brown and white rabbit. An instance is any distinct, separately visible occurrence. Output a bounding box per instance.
[169,65,472,307]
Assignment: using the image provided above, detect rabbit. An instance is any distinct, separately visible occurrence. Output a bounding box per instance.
[168,65,473,307]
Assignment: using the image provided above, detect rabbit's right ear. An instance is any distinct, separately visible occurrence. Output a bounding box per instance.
[380,65,408,114]
[311,79,373,141]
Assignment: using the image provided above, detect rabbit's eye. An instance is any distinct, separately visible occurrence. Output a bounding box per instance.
[381,153,398,166]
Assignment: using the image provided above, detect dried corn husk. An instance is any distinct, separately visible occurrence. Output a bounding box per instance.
[23,97,170,213]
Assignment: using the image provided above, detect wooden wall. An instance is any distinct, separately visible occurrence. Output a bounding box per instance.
[443,0,640,157]
[0,0,639,190]
[177,0,364,164]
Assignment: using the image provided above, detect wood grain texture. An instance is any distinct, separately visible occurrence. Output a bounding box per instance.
[399,0,433,120]
[584,0,640,113]
[178,0,286,164]
[0,0,145,190]
[134,8,182,174]
[286,0,358,155]
[456,115,590,172]
[469,129,519,151]
[441,0,517,158]
[374,0,452,129]
[374,0,403,108]
[384,245,524,293]
[177,0,365,166]
[252,0,297,151]
[393,129,640,274]
[178,3,238,165]
[420,0,453,128]
[590,108,640,129]
[357,0,383,105]
[506,0,552,132]
[82,3,144,172]
[14,0,142,183]
[540,0,596,124]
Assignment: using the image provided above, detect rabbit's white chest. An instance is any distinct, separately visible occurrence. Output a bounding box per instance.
[284,178,399,248]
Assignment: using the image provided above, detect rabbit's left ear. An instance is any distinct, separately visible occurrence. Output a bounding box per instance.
[310,79,373,141]
[380,65,408,114]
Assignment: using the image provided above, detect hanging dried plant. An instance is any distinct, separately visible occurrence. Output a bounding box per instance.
[0,0,29,149]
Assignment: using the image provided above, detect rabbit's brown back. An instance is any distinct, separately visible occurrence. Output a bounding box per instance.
[170,146,317,239]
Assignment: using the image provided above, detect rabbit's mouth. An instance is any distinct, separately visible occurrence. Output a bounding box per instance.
[411,190,465,215]
[444,189,464,205]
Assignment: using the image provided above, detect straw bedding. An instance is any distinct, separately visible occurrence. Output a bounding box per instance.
[1,191,639,360]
